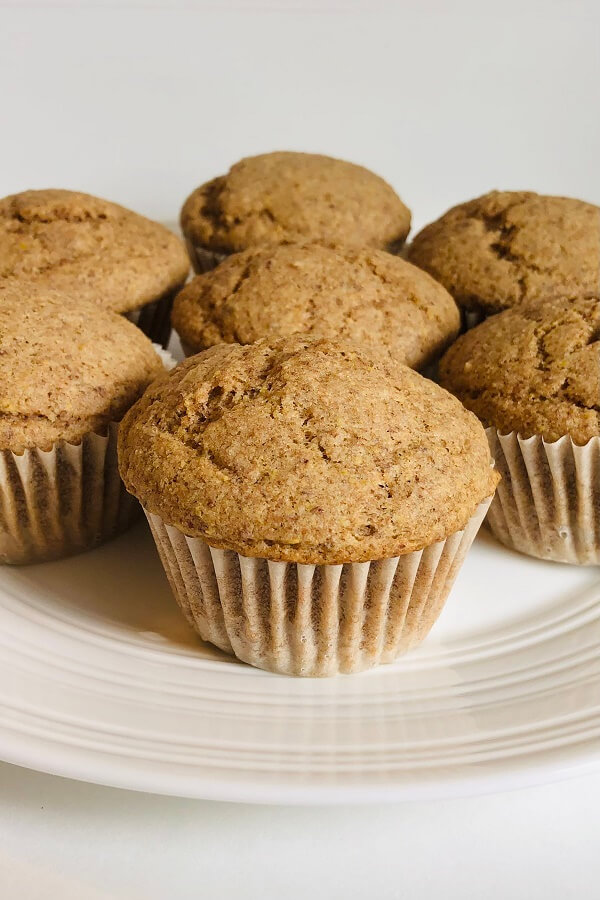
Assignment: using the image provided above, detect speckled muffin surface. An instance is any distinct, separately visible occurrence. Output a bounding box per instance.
[172,242,460,370]
[408,191,600,315]
[0,285,164,453]
[0,189,189,314]
[180,152,411,255]
[119,336,498,564]
[439,295,600,445]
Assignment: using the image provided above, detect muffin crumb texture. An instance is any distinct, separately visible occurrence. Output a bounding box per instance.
[439,295,600,444]
[408,191,600,314]
[0,286,164,452]
[172,242,460,369]
[119,336,498,564]
[181,152,411,254]
[0,189,189,313]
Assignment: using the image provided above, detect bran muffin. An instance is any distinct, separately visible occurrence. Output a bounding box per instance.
[0,285,168,564]
[119,335,498,675]
[172,242,460,371]
[439,295,600,563]
[408,191,600,323]
[0,189,190,345]
[180,152,411,273]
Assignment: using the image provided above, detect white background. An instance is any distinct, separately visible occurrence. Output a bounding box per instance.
[1,1,599,898]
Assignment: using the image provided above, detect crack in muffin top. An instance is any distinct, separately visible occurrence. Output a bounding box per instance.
[171,242,460,370]
[0,189,189,314]
[439,295,600,444]
[118,335,498,564]
[0,285,165,452]
[180,152,411,255]
[407,191,600,315]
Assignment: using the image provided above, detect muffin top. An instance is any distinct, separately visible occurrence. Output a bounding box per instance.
[408,191,600,315]
[172,243,460,370]
[180,152,411,254]
[439,295,600,445]
[0,285,165,453]
[119,335,498,564]
[0,189,189,314]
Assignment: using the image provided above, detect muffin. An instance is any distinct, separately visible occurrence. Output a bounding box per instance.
[171,242,460,371]
[439,295,600,564]
[0,285,170,564]
[180,152,411,273]
[408,191,600,326]
[0,189,189,345]
[119,335,498,676]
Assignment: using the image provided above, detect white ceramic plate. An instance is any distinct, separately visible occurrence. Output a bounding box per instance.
[0,520,599,804]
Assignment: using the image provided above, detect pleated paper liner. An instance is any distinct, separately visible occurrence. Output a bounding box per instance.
[486,428,600,565]
[185,240,228,275]
[0,345,176,565]
[0,422,137,565]
[145,499,491,676]
[124,289,179,347]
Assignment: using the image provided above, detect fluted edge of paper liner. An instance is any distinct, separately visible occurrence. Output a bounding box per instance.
[485,427,600,565]
[124,288,180,347]
[185,240,228,275]
[145,499,491,676]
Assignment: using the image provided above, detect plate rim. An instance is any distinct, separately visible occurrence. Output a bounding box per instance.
[2,534,600,804]
[2,726,600,804]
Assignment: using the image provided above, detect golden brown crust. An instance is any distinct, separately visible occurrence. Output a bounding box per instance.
[439,295,600,444]
[171,243,460,370]
[180,152,411,254]
[0,189,189,314]
[119,335,498,564]
[0,285,165,452]
[408,191,600,315]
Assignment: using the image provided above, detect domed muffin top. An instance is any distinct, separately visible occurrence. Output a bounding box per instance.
[0,189,189,314]
[439,295,600,444]
[0,284,165,452]
[180,152,411,254]
[172,242,460,370]
[119,335,498,564]
[408,191,600,315]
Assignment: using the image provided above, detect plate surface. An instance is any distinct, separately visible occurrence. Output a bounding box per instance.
[0,521,599,804]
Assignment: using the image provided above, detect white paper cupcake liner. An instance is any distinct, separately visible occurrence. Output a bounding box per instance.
[124,289,179,347]
[185,239,228,275]
[0,345,176,565]
[0,422,137,565]
[485,428,600,565]
[145,500,490,676]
